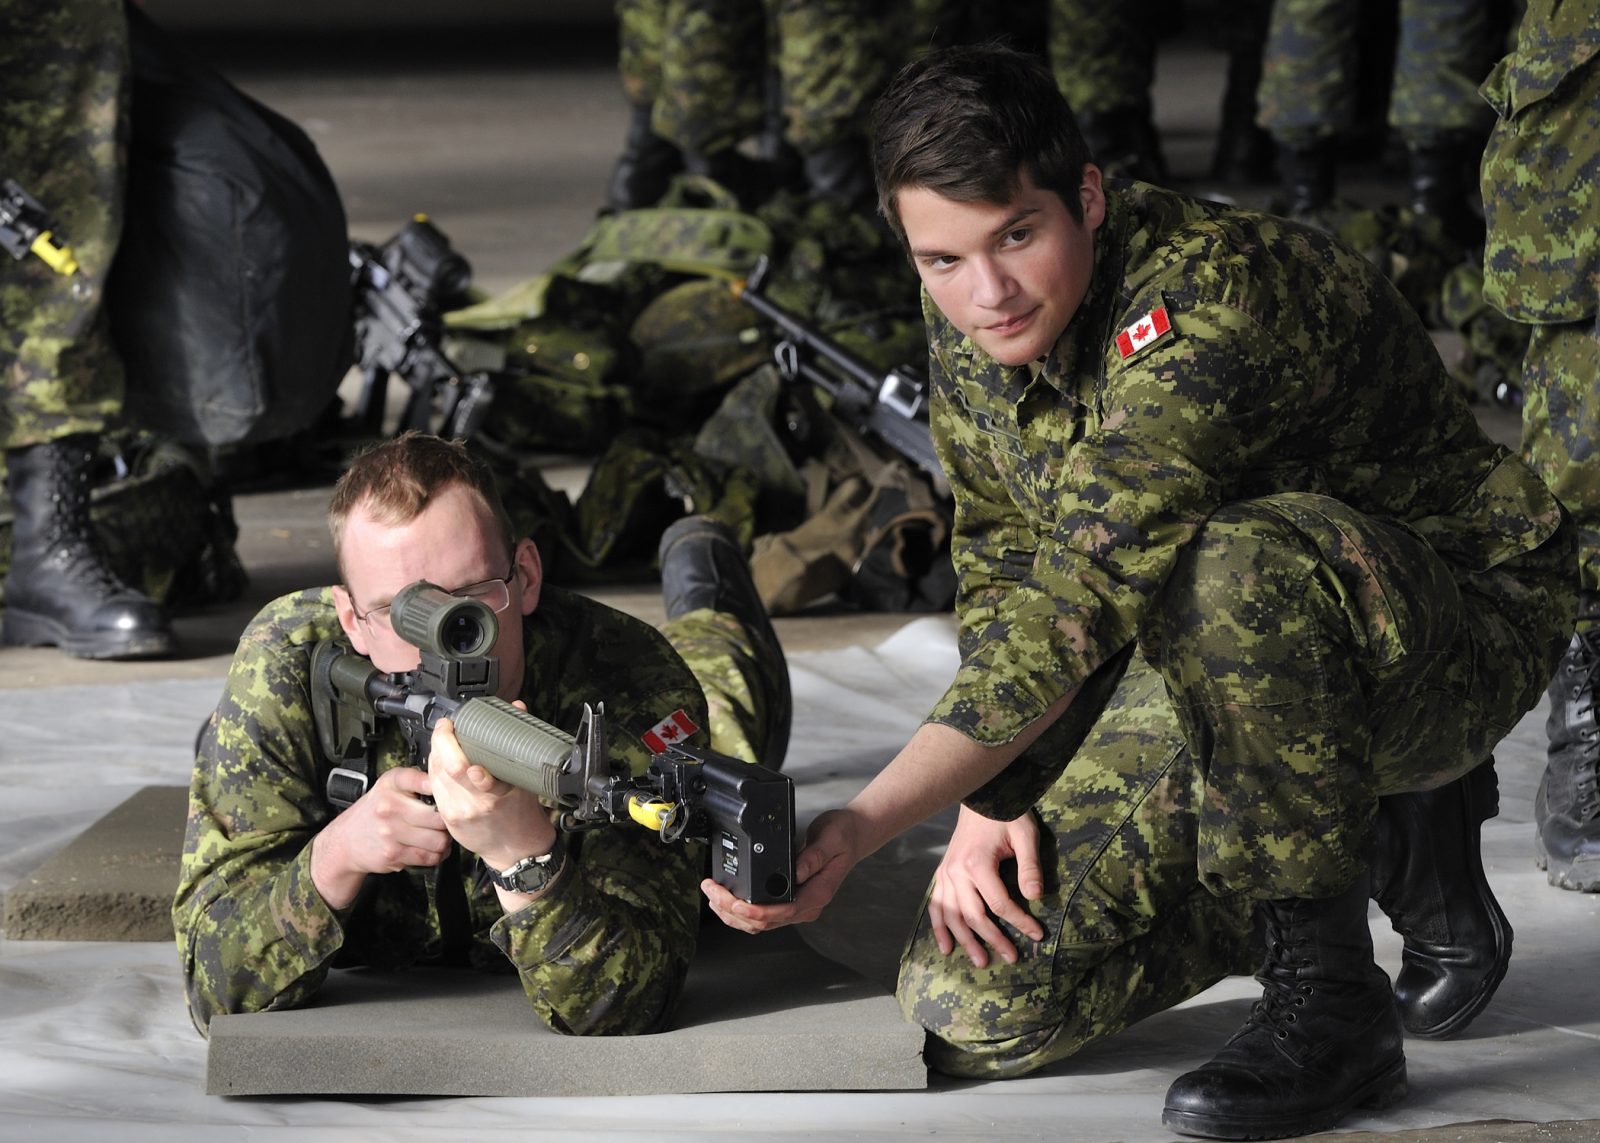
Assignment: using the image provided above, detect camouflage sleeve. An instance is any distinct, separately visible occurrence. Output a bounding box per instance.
[487,684,710,1036]
[488,818,704,1036]
[171,595,349,1033]
[926,295,1277,746]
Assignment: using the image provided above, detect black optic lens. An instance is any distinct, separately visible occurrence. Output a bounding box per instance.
[443,612,485,656]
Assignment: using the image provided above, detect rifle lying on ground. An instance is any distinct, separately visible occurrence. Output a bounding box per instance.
[734,254,945,485]
[348,216,495,440]
[1,178,83,279]
[310,581,796,904]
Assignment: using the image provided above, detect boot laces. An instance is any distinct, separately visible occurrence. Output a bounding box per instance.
[41,459,128,597]
[1252,933,1315,1040]
[1563,630,1600,819]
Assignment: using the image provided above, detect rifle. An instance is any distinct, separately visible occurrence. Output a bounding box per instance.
[734,254,944,485]
[1,178,83,279]
[310,580,796,904]
[348,216,495,440]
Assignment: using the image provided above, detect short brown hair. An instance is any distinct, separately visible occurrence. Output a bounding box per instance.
[871,44,1094,248]
[327,431,515,578]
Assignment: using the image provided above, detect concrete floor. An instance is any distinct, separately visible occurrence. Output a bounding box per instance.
[3,14,1593,1142]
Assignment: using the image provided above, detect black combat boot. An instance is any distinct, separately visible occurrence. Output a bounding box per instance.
[1162,875,1407,1140]
[1078,104,1168,185]
[2,434,176,659]
[681,147,771,210]
[800,136,876,212]
[1277,139,1338,218]
[1407,132,1486,253]
[659,515,791,770]
[1370,758,1512,1037]
[604,104,683,213]
[1537,625,1600,891]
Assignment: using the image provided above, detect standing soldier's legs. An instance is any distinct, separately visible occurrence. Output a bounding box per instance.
[1153,492,1571,1138]
[1391,0,1494,250]
[658,515,792,770]
[0,0,173,658]
[896,657,1256,1079]
[766,0,898,210]
[1256,0,1359,214]
[1047,0,1165,182]
[1522,321,1600,889]
[608,0,683,211]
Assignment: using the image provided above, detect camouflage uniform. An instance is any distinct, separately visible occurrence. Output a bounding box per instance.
[614,0,897,163]
[615,0,765,159]
[173,584,783,1035]
[1480,0,1600,604]
[0,0,127,451]
[897,181,1574,1076]
[1256,0,1497,147]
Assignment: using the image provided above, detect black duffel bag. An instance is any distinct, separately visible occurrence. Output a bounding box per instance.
[110,4,351,447]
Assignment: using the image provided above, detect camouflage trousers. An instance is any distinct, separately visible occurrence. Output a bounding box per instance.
[1520,319,1600,606]
[662,606,789,770]
[615,0,901,156]
[0,0,128,452]
[899,490,1573,1078]
[1046,0,1156,119]
[1257,0,1495,144]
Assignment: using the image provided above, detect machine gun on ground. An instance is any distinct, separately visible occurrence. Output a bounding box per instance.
[310,581,795,904]
[348,216,495,441]
[734,254,945,488]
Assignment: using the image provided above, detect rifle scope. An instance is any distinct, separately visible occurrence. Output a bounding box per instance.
[390,581,498,659]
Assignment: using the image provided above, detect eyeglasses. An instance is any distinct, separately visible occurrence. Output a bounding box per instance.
[349,563,518,635]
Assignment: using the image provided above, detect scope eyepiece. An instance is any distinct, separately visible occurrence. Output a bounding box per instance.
[389,581,498,659]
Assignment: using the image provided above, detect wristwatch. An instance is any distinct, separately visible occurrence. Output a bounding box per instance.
[484,834,567,896]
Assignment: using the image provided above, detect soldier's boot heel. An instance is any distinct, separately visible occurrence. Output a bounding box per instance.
[1162,876,1407,1140]
[1371,757,1513,1038]
[1538,626,1600,891]
[659,514,791,769]
[2,435,175,660]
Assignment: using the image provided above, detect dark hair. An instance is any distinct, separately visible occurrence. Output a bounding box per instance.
[327,431,515,577]
[870,43,1093,247]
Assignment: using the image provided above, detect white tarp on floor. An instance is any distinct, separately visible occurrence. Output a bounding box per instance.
[2,617,1598,1141]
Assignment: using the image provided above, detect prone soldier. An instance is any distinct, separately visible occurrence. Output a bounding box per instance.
[172,432,791,1035]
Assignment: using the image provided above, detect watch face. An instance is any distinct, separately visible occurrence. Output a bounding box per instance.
[493,837,564,893]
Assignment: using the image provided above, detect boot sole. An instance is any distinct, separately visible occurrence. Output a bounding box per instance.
[2,608,176,660]
[1534,827,1600,892]
[1161,1058,1408,1140]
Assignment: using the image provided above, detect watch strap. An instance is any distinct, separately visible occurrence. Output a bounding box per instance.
[484,833,567,895]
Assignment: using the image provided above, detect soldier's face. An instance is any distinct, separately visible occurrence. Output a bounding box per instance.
[899,166,1105,366]
[333,481,542,700]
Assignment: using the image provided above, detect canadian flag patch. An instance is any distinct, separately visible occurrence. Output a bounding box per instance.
[642,708,700,753]
[1114,306,1173,359]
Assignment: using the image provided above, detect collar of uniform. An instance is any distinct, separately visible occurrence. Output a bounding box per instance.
[1028,189,1133,402]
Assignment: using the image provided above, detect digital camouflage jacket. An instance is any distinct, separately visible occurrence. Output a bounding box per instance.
[1479,0,1600,324]
[925,181,1564,748]
[174,585,710,1036]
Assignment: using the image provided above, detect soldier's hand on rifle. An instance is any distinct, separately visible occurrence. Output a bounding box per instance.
[426,713,555,874]
[703,807,861,933]
[927,805,1045,968]
[310,766,452,908]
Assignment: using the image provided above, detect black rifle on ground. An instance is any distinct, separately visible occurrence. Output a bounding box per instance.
[1,178,83,279]
[734,254,944,484]
[348,216,494,440]
[309,580,795,904]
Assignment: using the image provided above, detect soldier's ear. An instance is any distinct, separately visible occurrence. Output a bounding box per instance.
[513,538,542,616]
[1078,163,1106,230]
[332,585,370,656]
